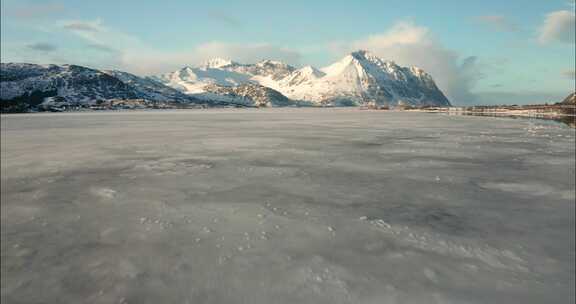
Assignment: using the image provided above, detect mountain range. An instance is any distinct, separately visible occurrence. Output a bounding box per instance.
[154,50,451,107]
[1,50,452,112]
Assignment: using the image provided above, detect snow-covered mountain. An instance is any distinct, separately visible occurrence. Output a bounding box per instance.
[151,58,300,107]
[152,64,251,94]
[1,63,139,103]
[152,58,295,94]
[104,70,192,103]
[277,66,325,87]
[158,51,451,107]
[279,51,451,107]
[201,83,298,107]
[0,63,223,111]
[231,60,295,80]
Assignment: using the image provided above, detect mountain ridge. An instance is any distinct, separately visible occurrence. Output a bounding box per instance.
[158,50,452,107]
[558,92,575,105]
[1,51,453,112]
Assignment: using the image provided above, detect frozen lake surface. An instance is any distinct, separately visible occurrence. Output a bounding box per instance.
[1,109,575,304]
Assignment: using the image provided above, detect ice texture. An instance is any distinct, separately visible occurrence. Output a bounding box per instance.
[1,109,574,304]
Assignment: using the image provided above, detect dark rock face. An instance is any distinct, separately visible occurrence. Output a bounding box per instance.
[104,70,194,103]
[1,63,138,102]
[0,63,211,112]
[203,83,295,107]
[236,60,296,80]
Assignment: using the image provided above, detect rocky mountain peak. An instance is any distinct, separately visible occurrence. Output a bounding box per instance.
[349,50,379,62]
[256,59,289,67]
[559,92,575,105]
[202,58,236,69]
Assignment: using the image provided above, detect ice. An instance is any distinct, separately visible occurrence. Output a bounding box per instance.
[1,109,574,304]
[91,187,117,199]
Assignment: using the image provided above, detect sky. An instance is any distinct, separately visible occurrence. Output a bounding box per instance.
[1,0,575,105]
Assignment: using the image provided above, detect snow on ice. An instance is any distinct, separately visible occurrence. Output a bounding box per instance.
[1,109,574,304]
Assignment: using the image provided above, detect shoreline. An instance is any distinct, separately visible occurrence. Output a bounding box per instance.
[2,106,575,127]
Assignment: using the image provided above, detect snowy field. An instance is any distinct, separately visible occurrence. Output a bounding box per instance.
[1,109,574,304]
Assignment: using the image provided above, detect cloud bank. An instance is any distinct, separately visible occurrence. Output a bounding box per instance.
[193,42,301,66]
[116,42,302,75]
[57,19,302,75]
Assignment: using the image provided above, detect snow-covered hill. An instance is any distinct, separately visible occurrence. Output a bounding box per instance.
[152,64,252,94]
[201,83,299,107]
[1,63,139,103]
[158,51,451,107]
[151,59,300,107]
[104,70,193,103]
[152,58,295,94]
[0,63,218,111]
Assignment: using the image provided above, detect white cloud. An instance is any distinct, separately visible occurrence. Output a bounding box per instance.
[332,21,483,104]
[58,19,302,75]
[118,42,302,75]
[352,21,430,48]
[538,10,575,44]
[60,19,139,48]
[193,42,301,65]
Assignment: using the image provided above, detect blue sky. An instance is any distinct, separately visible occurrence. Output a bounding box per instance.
[1,0,574,105]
